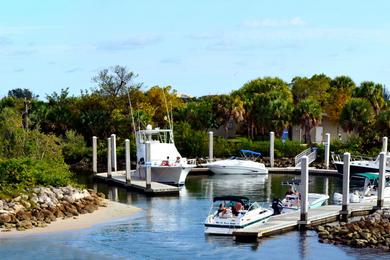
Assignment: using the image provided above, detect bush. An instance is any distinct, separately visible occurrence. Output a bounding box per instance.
[62,130,90,164]
[0,158,76,198]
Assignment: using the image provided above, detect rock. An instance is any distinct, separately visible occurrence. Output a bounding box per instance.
[0,213,12,224]
[16,210,32,221]
[16,220,33,230]
[97,192,105,199]
[317,226,325,232]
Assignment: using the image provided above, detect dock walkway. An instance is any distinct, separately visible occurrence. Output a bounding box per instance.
[94,171,179,196]
[233,202,387,242]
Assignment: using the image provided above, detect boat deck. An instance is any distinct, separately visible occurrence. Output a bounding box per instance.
[94,171,179,196]
[233,202,386,242]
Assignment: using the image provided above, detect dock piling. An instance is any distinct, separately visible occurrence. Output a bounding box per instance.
[92,136,97,174]
[107,138,112,178]
[145,141,152,189]
[111,134,117,172]
[208,131,214,161]
[299,156,309,226]
[383,136,388,154]
[125,139,131,184]
[324,133,330,169]
[270,132,275,167]
[377,152,387,208]
[341,152,350,221]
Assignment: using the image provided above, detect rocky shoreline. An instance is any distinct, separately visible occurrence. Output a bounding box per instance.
[316,209,390,251]
[0,187,107,232]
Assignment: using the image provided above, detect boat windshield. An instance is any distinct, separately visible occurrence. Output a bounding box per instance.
[210,198,250,214]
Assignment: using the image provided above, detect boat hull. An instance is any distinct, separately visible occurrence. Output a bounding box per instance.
[134,165,194,185]
[334,162,389,175]
[208,165,268,175]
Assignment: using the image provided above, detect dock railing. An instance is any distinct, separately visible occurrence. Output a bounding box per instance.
[295,147,317,167]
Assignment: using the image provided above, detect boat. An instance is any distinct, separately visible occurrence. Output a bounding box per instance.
[203,150,268,175]
[333,172,390,204]
[132,124,196,185]
[272,179,329,214]
[204,196,273,235]
[332,153,390,175]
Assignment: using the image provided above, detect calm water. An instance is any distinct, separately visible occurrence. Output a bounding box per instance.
[1,173,389,260]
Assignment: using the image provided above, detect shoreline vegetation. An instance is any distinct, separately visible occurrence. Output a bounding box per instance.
[0,67,388,236]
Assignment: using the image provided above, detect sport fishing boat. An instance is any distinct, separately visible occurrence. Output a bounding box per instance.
[333,172,390,204]
[132,124,196,185]
[204,196,273,235]
[332,153,390,175]
[203,150,268,175]
[272,179,329,214]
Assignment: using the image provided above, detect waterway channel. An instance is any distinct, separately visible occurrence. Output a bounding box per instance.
[1,173,389,259]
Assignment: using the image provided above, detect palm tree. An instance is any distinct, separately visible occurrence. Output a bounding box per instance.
[354,81,385,116]
[294,99,322,144]
[340,98,375,133]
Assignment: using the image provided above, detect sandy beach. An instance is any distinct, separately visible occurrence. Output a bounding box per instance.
[0,200,141,238]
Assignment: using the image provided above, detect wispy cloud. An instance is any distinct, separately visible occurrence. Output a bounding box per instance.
[241,17,306,28]
[97,35,162,51]
[0,36,12,46]
[65,68,81,73]
[160,58,181,64]
[13,68,24,73]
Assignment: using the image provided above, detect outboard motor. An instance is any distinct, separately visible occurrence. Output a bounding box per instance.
[271,198,283,215]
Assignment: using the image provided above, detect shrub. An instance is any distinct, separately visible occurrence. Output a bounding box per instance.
[62,130,90,164]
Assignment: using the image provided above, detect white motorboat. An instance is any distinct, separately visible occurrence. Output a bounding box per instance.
[132,125,196,185]
[204,150,268,175]
[204,196,273,235]
[332,153,390,175]
[333,172,390,204]
[272,179,329,214]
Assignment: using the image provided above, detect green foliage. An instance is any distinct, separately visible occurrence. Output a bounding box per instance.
[340,98,375,133]
[0,158,75,198]
[61,130,90,164]
[174,122,208,158]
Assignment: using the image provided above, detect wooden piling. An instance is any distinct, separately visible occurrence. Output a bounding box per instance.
[341,152,350,221]
[299,156,309,226]
[383,136,388,154]
[377,152,387,208]
[107,137,112,178]
[324,133,330,169]
[92,136,97,174]
[145,141,151,189]
[111,134,117,172]
[270,132,275,167]
[125,139,131,184]
[208,131,213,161]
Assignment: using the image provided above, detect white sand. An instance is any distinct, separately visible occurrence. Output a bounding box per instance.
[0,200,141,237]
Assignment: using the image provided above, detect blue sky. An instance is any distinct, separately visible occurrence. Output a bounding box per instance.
[0,0,389,99]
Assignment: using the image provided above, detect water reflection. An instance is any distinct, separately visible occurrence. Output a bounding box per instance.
[1,173,382,260]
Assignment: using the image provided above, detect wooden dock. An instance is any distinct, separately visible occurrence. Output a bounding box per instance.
[94,171,179,196]
[233,202,386,242]
[268,167,338,176]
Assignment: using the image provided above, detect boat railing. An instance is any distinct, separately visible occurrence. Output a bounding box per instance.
[331,153,376,163]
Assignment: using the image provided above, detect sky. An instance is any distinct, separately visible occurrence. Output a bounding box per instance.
[0,0,390,99]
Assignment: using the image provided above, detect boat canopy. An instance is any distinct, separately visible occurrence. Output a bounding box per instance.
[213,196,250,204]
[240,150,262,156]
[354,172,379,180]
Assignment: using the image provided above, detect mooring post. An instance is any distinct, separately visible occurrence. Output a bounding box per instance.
[270,131,275,167]
[377,152,387,209]
[111,134,117,172]
[299,156,309,227]
[125,139,131,184]
[107,137,112,178]
[145,141,152,189]
[208,131,214,161]
[341,152,350,221]
[324,133,330,169]
[92,136,97,174]
[383,136,388,154]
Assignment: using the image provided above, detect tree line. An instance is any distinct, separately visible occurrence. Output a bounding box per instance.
[1,66,389,160]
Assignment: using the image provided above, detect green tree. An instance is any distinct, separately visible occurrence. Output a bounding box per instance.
[376,108,390,137]
[291,74,331,107]
[354,81,385,116]
[294,99,322,144]
[340,98,375,133]
[325,76,356,121]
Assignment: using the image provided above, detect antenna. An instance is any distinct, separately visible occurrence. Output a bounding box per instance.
[162,88,172,129]
[126,87,137,137]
